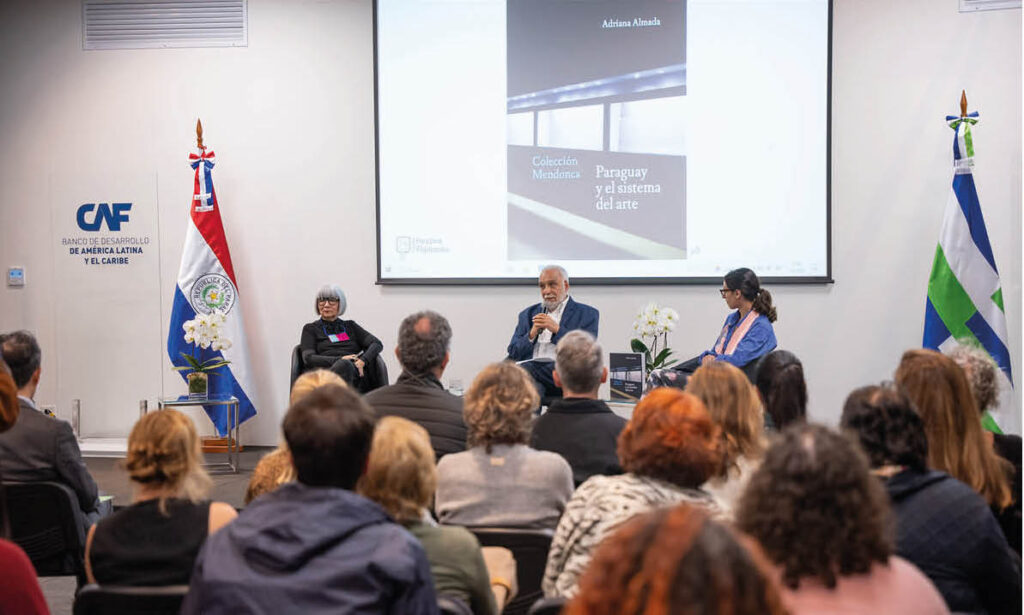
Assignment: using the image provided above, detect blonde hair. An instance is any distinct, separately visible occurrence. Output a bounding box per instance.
[686,361,765,475]
[290,369,347,405]
[357,417,436,522]
[245,369,348,502]
[464,362,539,452]
[124,410,211,513]
[895,349,1012,509]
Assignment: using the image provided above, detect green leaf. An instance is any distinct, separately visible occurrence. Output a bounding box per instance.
[178,352,202,370]
[199,359,231,370]
[652,347,674,366]
[630,338,649,354]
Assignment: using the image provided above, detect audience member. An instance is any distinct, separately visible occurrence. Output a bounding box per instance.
[84,410,237,585]
[948,344,1022,515]
[359,416,517,615]
[895,349,1020,553]
[531,331,626,485]
[543,388,723,599]
[0,330,110,526]
[737,424,949,615]
[686,361,765,518]
[841,385,1020,614]
[182,384,437,614]
[754,349,807,430]
[0,357,49,615]
[365,311,467,459]
[436,362,573,529]
[565,504,787,615]
[245,369,346,504]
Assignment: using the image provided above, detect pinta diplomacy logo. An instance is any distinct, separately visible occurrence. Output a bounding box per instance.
[189,273,237,315]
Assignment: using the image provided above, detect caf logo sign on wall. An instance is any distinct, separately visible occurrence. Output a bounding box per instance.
[189,273,237,315]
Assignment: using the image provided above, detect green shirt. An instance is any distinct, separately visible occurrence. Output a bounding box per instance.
[404,520,498,615]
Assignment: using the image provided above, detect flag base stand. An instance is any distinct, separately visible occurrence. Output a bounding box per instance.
[201,436,243,454]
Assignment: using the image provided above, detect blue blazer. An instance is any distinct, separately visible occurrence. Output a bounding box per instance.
[507,297,600,361]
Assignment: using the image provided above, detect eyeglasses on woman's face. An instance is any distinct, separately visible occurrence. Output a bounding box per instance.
[317,298,340,306]
[719,288,736,298]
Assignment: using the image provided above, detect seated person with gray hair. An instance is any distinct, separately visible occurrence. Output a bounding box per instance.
[299,284,383,392]
[506,265,599,399]
[531,331,626,486]
[364,311,467,460]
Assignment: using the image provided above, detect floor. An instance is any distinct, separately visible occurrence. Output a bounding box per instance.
[38,447,272,615]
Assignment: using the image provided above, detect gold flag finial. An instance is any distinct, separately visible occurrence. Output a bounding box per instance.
[196,118,205,150]
[960,90,968,118]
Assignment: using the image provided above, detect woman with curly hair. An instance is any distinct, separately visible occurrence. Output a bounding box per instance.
[895,349,1018,553]
[685,361,765,518]
[736,424,948,615]
[841,385,1020,614]
[435,362,573,529]
[566,504,787,615]
[543,388,723,599]
[84,409,237,585]
[754,349,807,431]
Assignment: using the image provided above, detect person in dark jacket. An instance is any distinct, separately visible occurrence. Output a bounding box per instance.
[365,311,466,460]
[182,384,438,615]
[299,285,383,391]
[532,331,625,486]
[841,384,1021,615]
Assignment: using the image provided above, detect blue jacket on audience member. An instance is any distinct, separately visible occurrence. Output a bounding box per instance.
[181,482,438,615]
[506,297,599,361]
[886,469,1021,615]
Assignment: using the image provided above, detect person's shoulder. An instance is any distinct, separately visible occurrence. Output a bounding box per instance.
[884,556,945,595]
[523,446,572,468]
[569,297,598,313]
[437,450,473,472]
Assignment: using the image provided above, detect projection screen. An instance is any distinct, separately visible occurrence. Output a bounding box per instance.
[375,0,832,284]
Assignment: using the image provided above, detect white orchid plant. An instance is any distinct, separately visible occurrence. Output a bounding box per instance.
[630,302,680,372]
[173,312,232,375]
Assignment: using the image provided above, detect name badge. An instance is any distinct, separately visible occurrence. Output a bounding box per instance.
[328,332,350,343]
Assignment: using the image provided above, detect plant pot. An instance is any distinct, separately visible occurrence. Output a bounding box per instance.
[187,371,209,399]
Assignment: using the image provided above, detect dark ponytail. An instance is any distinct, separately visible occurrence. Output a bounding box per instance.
[724,268,778,323]
[755,350,807,430]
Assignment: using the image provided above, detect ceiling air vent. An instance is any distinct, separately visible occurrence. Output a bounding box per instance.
[83,0,247,50]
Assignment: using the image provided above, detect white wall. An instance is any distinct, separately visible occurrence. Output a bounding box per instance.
[1,0,1020,445]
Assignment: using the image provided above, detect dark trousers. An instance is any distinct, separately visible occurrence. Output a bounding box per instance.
[329,358,363,389]
[519,360,562,400]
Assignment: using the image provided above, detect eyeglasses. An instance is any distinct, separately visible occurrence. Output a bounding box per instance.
[317,298,340,305]
[719,289,735,297]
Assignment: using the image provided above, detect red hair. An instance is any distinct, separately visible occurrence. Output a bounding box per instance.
[618,388,722,488]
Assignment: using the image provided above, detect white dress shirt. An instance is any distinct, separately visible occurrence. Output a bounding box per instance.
[533,296,569,361]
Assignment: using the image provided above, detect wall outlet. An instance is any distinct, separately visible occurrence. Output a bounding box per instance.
[7,267,25,287]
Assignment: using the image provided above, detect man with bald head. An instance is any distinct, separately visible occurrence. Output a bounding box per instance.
[507,265,599,399]
[364,310,467,459]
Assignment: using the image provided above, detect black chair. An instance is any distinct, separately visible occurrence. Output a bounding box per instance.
[73,584,189,615]
[470,527,554,615]
[6,481,87,586]
[438,594,474,615]
[528,596,567,615]
[290,344,389,392]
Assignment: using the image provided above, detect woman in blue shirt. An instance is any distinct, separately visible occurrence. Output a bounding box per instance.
[648,268,777,391]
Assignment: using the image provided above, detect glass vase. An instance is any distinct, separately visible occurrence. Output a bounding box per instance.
[187,371,209,400]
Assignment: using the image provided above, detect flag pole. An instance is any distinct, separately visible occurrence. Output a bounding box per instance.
[960,90,968,119]
[196,118,205,151]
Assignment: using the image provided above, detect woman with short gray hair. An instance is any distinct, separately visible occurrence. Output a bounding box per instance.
[298,284,383,391]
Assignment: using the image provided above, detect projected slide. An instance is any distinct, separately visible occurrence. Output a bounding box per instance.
[376,0,830,282]
[506,1,686,261]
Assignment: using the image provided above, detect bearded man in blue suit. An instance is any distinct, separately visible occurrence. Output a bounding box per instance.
[507,265,599,399]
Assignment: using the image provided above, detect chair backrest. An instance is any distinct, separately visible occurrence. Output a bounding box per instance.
[437,594,474,615]
[528,596,567,615]
[6,481,86,581]
[73,584,189,615]
[470,527,554,615]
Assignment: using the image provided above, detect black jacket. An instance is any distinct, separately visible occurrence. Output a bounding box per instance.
[531,397,626,486]
[886,469,1021,615]
[364,372,466,460]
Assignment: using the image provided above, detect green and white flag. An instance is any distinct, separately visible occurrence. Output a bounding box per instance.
[922,110,1011,432]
